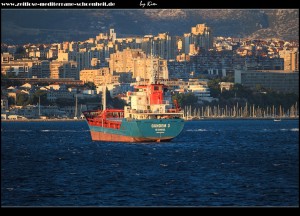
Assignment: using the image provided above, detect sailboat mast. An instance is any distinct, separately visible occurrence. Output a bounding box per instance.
[75,94,77,118]
[39,96,41,116]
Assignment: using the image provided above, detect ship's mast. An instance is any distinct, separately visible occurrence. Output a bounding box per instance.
[150,54,155,84]
[102,85,106,111]
[150,41,155,84]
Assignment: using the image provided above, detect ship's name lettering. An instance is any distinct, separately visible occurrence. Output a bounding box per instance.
[151,124,167,128]
[155,128,165,131]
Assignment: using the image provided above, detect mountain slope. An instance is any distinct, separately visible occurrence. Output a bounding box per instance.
[1,9,298,44]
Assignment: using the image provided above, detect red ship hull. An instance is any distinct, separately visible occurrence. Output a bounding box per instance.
[90,130,172,142]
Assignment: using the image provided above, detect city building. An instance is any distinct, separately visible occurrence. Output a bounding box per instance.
[1,53,14,63]
[80,68,119,86]
[1,78,83,86]
[49,60,78,79]
[1,96,9,111]
[1,58,35,77]
[279,48,299,71]
[30,60,50,78]
[190,24,213,51]
[235,70,299,95]
[109,48,168,80]
[219,82,235,92]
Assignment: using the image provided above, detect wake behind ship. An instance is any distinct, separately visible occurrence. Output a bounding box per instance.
[83,81,184,142]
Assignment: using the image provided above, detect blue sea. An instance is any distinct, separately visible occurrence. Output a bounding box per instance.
[1,119,299,207]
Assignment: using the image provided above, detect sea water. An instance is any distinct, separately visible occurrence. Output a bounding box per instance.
[1,119,298,207]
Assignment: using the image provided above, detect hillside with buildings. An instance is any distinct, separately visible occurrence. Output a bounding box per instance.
[1,18,299,120]
[2,9,299,44]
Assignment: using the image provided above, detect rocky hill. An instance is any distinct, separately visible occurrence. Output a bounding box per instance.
[1,9,298,44]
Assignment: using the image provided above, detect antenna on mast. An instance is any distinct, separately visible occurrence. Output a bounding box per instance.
[149,40,155,84]
[149,52,155,84]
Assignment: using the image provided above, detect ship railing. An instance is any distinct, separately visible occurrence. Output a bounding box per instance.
[167,108,179,113]
[83,110,102,119]
[135,109,151,114]
[106,118,122,121]
[88,118,122,129]
[129,109,185,114]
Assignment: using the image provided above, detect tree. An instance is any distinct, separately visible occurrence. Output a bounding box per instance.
[8,97,15,106]
[31,90,48,105]
[183,92,198,106]
[208,78,221,97]
[14,45,26,59]
[83,82,96,90]
[172,92,198,107]
[16,93,29,106]
[55,98,74,107]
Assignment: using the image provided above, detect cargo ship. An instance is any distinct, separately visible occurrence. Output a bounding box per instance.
[82,80,184,142]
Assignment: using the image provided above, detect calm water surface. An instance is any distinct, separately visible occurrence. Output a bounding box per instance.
[1,119,299,206]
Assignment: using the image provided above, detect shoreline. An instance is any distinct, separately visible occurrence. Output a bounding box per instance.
[1,117,298,122]
[1,119,86,122]
[186,117,299,121]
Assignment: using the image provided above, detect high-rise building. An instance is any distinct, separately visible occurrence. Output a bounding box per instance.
[183,33,191,54]
[31,60,50,78]
[190,24,213,52]
[140,33,176,60]
[110,29,116,42]
[109,48,168,80]
[279,48,299,71]
[80,68,119,86]
[50,61,78,79]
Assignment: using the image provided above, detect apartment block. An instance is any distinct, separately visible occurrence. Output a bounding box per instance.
[50,60,78,79]
[235,69,299,95]
[109,48,168,80]
[279,48,299,71]
[80,68,119,86]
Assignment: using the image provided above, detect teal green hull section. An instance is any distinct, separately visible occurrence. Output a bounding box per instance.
[88,118,184,141]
